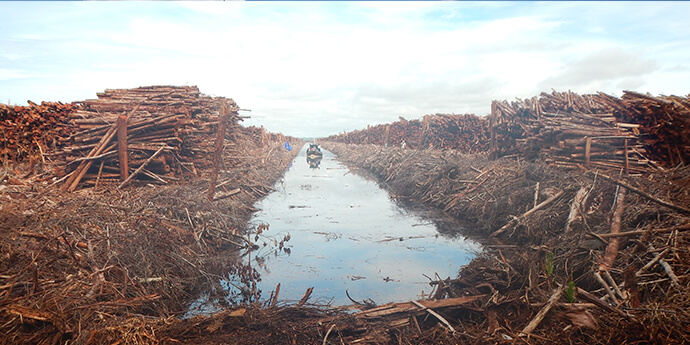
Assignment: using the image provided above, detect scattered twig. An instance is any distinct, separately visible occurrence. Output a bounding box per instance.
[636,248,670,276]
[576,287,629,318]
[589,171,690,215]
[521,285,564,336]
[491,189,564,237]
[411,300,456,334]
[648,245,680,287]
[297,287,314,307]
[322,324,335,345]
[593,271,619,306]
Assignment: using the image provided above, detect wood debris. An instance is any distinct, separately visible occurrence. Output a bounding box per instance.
[42,85,243,190]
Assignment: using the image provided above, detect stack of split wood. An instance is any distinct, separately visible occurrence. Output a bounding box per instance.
[0,101,77,163]
[490,90,666,174]
[323,113,489,152]
[53,85,242,191]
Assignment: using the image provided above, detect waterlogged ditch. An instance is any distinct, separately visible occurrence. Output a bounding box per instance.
[239,144,481,305]
[189,144,480,313]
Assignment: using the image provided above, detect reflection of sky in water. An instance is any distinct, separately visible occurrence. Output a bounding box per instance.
[247,145,480,306]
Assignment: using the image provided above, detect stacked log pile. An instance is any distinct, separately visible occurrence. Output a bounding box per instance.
[0,101,78,163]
[323,113,490,152]
[324,90,688,174]
[610,91,690,167]
[490,91,650,174]
[423,114,489,152]
[490,90,690,173]
[53,85,243,190]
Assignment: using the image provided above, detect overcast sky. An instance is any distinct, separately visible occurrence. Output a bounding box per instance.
[2,1,689,138]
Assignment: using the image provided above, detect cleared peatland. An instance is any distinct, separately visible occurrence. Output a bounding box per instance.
[1,87,689,344]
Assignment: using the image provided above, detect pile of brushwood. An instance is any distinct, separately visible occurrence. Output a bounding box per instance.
[0,87,302,344]
[315,142,689,344]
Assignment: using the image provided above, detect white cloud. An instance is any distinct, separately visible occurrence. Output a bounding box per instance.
[1,1,689,137]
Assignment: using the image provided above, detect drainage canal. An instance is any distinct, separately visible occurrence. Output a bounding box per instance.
[239,144,480,306]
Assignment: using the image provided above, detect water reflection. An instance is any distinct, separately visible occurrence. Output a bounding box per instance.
[243,144,480,306]
[306,155,322,169]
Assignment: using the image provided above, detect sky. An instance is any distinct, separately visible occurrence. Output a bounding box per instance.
[1,1,689,138]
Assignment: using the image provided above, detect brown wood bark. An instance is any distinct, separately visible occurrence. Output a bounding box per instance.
[207,107,229,201]
[599,188,626,271]
[117,115,129,181]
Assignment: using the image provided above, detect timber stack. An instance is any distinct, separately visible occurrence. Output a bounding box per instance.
[323,113,490,152]
[611,90,690,167]
[53,85,243,191]
[490,90,690,173]
[0,101,77,164]
[324,90,689,174]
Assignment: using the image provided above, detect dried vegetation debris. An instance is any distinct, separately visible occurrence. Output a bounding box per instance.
[322,141,690,344]
[0,86,301,344]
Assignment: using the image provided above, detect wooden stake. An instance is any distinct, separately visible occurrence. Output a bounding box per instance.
[565,187,588,233]
[624,138,629,175]
[490,101,497,158]
[271,283,281,307]
[62,104,141,191]
[208,106,229,201]
[584,136,592,168]
[95,161,104,189]
[384,124,391,147]
[297,287,314,307]
[117,115,129,181]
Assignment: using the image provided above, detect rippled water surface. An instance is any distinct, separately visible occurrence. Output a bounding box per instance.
[243,144,480,306]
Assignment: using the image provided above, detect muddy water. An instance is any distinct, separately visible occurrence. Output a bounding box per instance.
[244,144,480,306]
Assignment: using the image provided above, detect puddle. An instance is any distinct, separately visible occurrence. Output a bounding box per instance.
[242,144,480,306]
